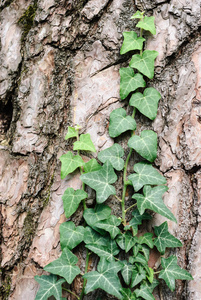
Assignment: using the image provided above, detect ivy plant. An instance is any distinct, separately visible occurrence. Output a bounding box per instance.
[35,11,193,300]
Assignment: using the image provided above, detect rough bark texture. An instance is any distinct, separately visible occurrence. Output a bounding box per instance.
[0,0,201,299]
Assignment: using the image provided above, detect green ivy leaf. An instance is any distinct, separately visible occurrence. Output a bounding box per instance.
[128,130,157,162]
[120,31,145,54]
[143,278,159,292]
[83,258,123,299]
[95,215,121,239]
[159,256,193,291]
[116,233,125,250]
[121,288,137,300]
[125,231,138,253]
[62,188,87,218]
[121,263,135,285]
[140,244,150,262]
[86,239,120,261]
[83,204,111,232]
[128,162,166,192]
[129,50,158,79]
[80,161,117,203]
[131,11,145,19]
[109,108,136,138]
[147,267,154,283]
[34,275,65,300]
[60,152,84,179]
[136,16,156,35]
[134,283,155,300]
[84,227,109,246]
[129,88,161,120]
[65,127,78,140]
[132,185,177,222]
[138,233,154,249]
[120,67,146,99]
[59,221,84,250]
[83,159,101,173]
[154,222,183,254]
[44,247,80,284]
[98,143,125,171]
[73,133,96,152]
[129,209,152,235]
[131,253,148,266]
[131,269,146,288]
[133,243,141,258]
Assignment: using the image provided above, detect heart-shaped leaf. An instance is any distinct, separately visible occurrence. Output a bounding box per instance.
[136,16,156,35]
[129,88,161,120]
[65,127,78,140]
[83,204,111,227]
[83,159,101,173]
[116,233,125,250]
[159,256,193,291]
[129,50,158,79]
[128,162,166,192]
[109,108,136,138]
[131,11,145,19]
[125,231,137,253]
[98,143,124,171]
[84,227,109,246]
[95,215,121,239]
[120,31,145,54]
[80,161,117,203]
[59,221,84,250]
[138,233,154,249]
[131,270,146,288]
[133,185,177,222]
[62,188,87,218]
[60,152,84,179]
[120,67,146,99]
[86,239,120,262]
[73,133,96,152]
[44,247,80,284]
[121,262,135,285]
[35,275,65,300]
[128,130,157,162]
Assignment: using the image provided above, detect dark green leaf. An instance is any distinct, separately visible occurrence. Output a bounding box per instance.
[138,233,154,249]
[136,16,156,35]
[120,31,145,54]
[120,288,137,300]
[98,143,124,171]
[135,283,155,300]
[86,239,120,261]
[131,270,146,288]
[60,152,84,179]
[140,244,150,262]
[129,209,152,235]
[80,161,117,203]
[132,253,148,266]
[65,127,78,140]
[73,133,96,152]
[59,221,84,250]
[129,50,158,79]
[35,275,65,300]
[83,204,111,230]
[109,107,137,138]
[125,231,138,253]
[121,263,135,285]
[84,227,108,246]
[83,159,101,173]
[62,188,87,218]
[128,130,157,163]
[116,233,125,250]
[95,215,121,239]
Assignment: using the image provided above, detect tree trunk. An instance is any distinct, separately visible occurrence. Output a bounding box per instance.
[0,0,201,299]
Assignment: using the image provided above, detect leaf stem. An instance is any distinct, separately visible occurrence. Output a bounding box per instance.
[125,202,137,213]
[115,195,122,202]
[62,287,80,299]
[154,270,161,274]
[140,16,144,56]
[80,249,90,300]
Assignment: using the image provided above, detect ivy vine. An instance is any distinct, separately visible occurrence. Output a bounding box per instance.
[34,11,193,300]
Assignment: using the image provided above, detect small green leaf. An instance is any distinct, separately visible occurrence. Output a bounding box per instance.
[140,244,150,261]
[83,159,101,173]
[65,127,78,140]
[121,263,135,285]
[131,11,145,19]
[83,204,111,230]
[83,258,123,299]
[129,209,152,235]
[59,221,84,250]
[73,133,96,152]
[144,278,159,292]
[86,239,120,261]
[154,221,183,254]
[159,256,193,291]
[147,267,154,283]
[120,67,146,99]
[44,247,80,284]
[80,161,117,203]
[131,270,146,288]
[134,283,155,300]
[84,227,109,246]
[62,188,87,218]
[136,16,156,35]
[132,252,148,266]
[138,233,154,249]
[129,88,161,120]
[133,185,177,222]
[95,215,121,239]
[120,31,145,54]
[35,275,65,300]
[60,152,84,179]
[109,108,136,138]
[121,288,137,300]
[129,50,158,79]
[128,130,157,162]
[133,243,141,258]
[128,162,166,192]
[125,231,137,253]
[98,143,124,171]
[116,233,125,250]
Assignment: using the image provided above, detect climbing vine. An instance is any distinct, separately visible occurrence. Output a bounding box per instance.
[34,11,193,300]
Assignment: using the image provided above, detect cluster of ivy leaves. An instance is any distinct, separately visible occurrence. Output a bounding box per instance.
[34,11,193,300]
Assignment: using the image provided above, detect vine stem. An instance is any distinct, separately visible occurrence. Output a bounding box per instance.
[62,288,80,300]
[125,202,137,213]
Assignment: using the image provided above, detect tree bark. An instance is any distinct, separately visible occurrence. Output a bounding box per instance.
[0,0,201,299]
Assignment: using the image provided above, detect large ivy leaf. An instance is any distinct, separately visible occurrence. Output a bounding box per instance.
[83,159,101,173]
[59,221,84,250]
[136,16,156,35]
[35,275,65,300]
[159,256,193,291]
[84,227,109,246]
[83,258,123,299]
[73,133,96,152]
[120,31,145,54]
[119,67,146,99]
[120,288,137,300]
[128,130,157,162]
[109,108,136,138]
[121,263,135,285]
[62,188,87,218]
[60,152,84,179]
[83,204,111,232]
[129,209,152,235]
[86,239,119,261]
[154,222,182,254]
[129,50,158,79]
[44,247,80,284]
[98,144,124,171]
[132,185,177,222]
[80,161,117,203]
[129,88,161,120]
[95,215,121,239]
[65,126,78,140]
[128,162,166,192]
